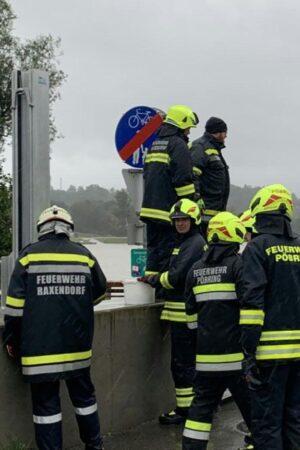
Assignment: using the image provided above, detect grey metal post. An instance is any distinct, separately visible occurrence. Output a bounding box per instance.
[122,168,145,246]
[1,70,50,309]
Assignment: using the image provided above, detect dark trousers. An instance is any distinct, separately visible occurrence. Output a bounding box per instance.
[30,371,102,450]
[145,221,176,274]
[250,363,300,450]
[171,323,197,414]
[182,373,251,449]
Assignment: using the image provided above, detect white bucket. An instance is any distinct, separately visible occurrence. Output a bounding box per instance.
[123,279,155,305]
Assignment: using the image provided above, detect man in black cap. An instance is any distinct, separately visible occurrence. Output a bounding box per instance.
[190,117,230,238]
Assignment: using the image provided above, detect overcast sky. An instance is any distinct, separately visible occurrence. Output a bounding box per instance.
[7,0,300,195]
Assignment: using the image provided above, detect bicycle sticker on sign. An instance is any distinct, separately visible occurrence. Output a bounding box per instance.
[115,106,164,168]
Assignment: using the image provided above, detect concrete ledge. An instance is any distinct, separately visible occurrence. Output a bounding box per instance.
[0,303,174,448]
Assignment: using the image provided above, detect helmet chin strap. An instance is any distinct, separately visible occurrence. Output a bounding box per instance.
[38,220,73,239]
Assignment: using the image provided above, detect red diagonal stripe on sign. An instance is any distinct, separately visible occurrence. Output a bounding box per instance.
[119,114,163,161]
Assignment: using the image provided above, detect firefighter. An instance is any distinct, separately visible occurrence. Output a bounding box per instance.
[3,206,106,450]
[191,117,229,238]
[182,212,253,450]
[240,184,300,450]
[141,199,206,424]
[140,105,199,278]
[239,209,257,242]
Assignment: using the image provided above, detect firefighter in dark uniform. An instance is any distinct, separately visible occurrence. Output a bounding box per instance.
[140,105,199,277]
[191,117,229,238]
[141,199,206,424]
[182,212,253,450]
[240,184,300,450]
[3,206,107,450]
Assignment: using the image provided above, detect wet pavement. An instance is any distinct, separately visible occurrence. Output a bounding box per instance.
[71,400,248,450]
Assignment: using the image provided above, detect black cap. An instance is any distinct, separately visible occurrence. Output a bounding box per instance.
[205,117,227,134]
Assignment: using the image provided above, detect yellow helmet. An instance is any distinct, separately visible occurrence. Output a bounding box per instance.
[207,212,246,244]
[164,105,199,130]
[37,205,74,230]
[239,209,256,232]
[250,184,294,219]
[170,199,201,225]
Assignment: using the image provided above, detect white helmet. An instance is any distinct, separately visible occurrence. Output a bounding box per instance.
[37,205,74,230]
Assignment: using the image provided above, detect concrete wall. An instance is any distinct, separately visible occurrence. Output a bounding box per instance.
[0,304,174,448]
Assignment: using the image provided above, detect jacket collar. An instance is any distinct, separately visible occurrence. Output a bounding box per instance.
[204,243,239,264]
[158,124,188,142]
[204,131,225,151]
[255,214,294,238]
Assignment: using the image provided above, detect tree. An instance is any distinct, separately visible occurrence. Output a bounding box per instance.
[0,166,12,255]
[0,0,67,153]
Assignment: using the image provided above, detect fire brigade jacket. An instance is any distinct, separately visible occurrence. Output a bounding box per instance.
[190,132,230,222]
[156,228,207,324]
[240,215,300,366]
[3,233,107,383]
[140,124,195,225]
[185,244,244,374]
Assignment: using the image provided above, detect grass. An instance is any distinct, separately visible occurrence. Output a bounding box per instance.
[0,440,31,450]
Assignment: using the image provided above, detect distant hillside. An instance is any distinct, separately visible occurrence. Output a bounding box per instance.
[51,183,300,235]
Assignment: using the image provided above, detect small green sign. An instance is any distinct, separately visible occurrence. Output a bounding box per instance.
[131,248,147,277]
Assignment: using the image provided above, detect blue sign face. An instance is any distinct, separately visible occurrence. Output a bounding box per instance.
[115,106,163,168]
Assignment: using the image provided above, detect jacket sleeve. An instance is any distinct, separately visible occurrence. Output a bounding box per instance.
[169,139,195,198]
[3,258,27,349]
[239,241,268,355]
[159,240,204,291]
[190,142,207,196]
[184,265,197,316]
[90,255,107,305]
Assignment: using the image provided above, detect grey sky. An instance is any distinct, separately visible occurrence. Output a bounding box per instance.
[7,0,300,194]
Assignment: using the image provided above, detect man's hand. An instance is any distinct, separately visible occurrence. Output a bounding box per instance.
[242,354,264,390]
[137,275,159,287]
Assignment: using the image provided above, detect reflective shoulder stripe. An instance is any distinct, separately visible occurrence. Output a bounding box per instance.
[175,183,195,197]
[193,283,236,294]
[22,350,92,366]
[140,208,171,223]
[33,413,62,424]
[27,265,90,274]
[193,166,202,176]
[196,292,237,302]
[239,309,265,326]
[205,148,219,156]
[74,403,98,416]
[145,153,170,164]
[6,296,25,308]
[19,253,95,268]
[160,271,174,289]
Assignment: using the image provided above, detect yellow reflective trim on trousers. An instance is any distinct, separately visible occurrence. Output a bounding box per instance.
[145,153,170,164]
[239,309,265,326]
[193,166,202,176]
[19,254,95,268]
[140,208,171,223]
[196,353,243,363]
[172,248,180,255]
[6,296,25,308]
[260,330,300,341]
[177,397,194,407]
[22,350,92,366]
[185,419,212,432]
[175,183,195,196]
[193,283,235,294]
[205,149,219,156]
[160,271,174,289]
